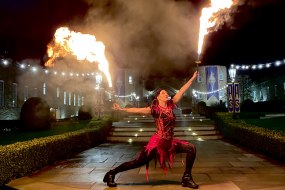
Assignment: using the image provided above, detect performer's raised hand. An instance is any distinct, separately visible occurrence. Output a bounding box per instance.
[113,103,121,110]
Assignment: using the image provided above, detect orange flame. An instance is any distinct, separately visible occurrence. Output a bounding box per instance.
[45,27,112,87]
[197,0,233,58]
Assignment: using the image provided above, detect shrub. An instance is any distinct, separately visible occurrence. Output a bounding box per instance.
[0,118,112,185]
[20,97,52,131]
[78,105,93,120]
[240,99,255,112]
[214,112,285,161]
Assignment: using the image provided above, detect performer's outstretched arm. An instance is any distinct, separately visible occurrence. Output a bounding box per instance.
[113,103,151,115]
[172,71,198,104]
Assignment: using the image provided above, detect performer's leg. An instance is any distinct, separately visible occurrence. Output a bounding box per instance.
[103,147,156,187]
[175,142,198,189]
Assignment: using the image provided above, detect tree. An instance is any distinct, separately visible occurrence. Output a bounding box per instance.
[239,75,255,103]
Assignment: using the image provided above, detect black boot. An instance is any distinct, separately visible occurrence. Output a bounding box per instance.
[103,170,117,187]
[181,172,198,189]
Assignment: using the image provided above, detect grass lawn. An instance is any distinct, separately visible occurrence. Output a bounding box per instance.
[0,119,102,146]
[243,116,285,134]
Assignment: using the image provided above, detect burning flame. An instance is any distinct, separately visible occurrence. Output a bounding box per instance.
[197,0,233,58]
[45,27,112,87]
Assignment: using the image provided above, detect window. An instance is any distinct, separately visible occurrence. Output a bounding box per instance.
[56,87,60,98]
[64,91,67,105]
[74,94,76,106]
[82,96,84,105]
[219,90,225,100]
[197,93,202,100]
[259,90,263,101]
[284,82,285,95]
[43,82,46,95]
[197,74,201,83]
[253,91,257,102]
[33,88,38,97]
[12,83,17,107]
[78,95,81,106]
[0,80,4,107]
[68,92,71,105]
[267,86,270,100]
[129,76,133,84]
[24,85,28,101]
[219,72,223,80]
[275,85,278,97]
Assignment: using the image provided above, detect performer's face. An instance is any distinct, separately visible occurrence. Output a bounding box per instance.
[157,90,169,102]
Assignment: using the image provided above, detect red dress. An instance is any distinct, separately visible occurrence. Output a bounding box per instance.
[143,99,189,179]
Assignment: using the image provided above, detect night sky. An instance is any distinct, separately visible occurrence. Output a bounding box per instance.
[0,0,90,59]
[1,0,285,79]
[202,0,285,66]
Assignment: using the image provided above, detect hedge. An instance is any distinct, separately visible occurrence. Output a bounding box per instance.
[214,112,285,161]
[0,118,112,185]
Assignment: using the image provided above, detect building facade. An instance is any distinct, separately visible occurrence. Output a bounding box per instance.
[192,65,228,107]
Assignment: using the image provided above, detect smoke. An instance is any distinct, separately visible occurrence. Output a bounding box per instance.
[16,0,201,110]
[77,0,200,78]
[16,57,101,110]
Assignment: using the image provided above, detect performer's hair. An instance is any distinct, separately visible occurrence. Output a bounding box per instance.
[154,88,162,99]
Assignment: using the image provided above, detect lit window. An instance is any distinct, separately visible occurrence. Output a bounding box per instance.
[197,74,201,83]
[12,83,17,107]
[253,91,257,102]
[24,85,28,101]
[197,93,202,100]
[129,76,133,84]
[0,80,4,107]
[43,82,46,95]
[74,94,76,106]
[56,87,60,98]
[64,91,67,105]
[219,90,225,100]
[219,72,223,80]
[78,95,81,106]
[259,90,263,101]
[267,86,270,100]
[69,92,71,105]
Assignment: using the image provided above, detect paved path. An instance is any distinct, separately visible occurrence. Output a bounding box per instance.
[6,139,285,190]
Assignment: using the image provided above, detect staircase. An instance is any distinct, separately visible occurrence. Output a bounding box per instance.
[107,114,222,142]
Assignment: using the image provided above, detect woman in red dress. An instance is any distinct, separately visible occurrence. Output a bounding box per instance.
[103,71,199,189]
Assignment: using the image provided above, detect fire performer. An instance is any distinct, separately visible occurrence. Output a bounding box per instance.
[103,71,199,189]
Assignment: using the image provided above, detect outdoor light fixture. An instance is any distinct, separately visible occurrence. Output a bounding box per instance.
[228,66,236,82]
[228,66,239,118]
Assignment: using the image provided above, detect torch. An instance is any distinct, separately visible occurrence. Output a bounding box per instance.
[196,0,234,69]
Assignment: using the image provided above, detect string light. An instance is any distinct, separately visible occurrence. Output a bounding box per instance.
[192,85,227,96]
[114,92,140,99]
[231,58,285,71]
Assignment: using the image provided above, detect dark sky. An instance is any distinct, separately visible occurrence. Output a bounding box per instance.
[1,0,285,78]
[202,0,285,66]
[0,0,90,59]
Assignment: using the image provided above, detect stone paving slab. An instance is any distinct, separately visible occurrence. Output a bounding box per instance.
[6,140,285,190]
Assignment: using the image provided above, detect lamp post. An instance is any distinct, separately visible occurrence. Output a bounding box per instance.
[228,66,237,119]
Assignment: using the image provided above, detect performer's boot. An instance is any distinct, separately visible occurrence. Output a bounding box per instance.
[103,170,117,187]
[181,172,198,189]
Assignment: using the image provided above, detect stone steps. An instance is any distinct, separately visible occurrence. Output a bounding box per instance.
[107,114,222,143]
[112,126,216,131]
[107,135,222,143]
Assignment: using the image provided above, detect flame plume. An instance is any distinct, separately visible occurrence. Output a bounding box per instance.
[197,0,234,59]
[45,27,112,87]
